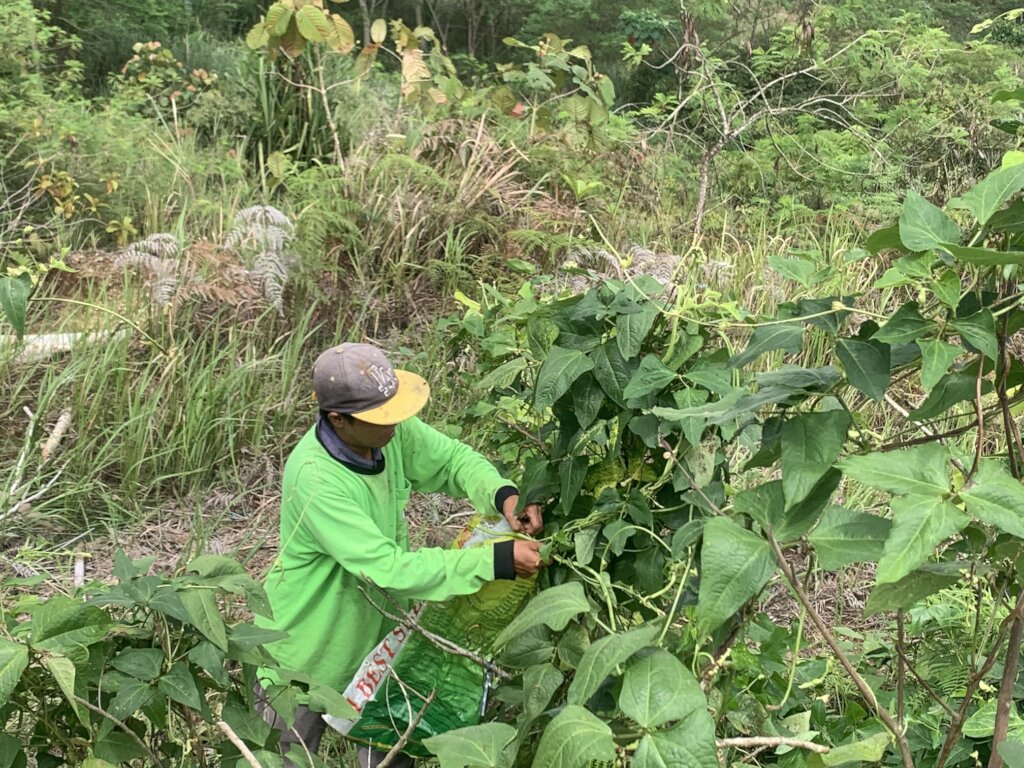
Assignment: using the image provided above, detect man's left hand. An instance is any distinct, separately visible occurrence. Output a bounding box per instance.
[502,495,543,536]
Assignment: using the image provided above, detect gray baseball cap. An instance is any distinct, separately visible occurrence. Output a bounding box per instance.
[312,343,430,425]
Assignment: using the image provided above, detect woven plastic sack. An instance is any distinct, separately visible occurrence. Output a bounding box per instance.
[322,516,536,756]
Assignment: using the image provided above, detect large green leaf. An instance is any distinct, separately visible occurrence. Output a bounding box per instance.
[910,371,990,421]
[619,649,707,729]
[0,734,25,768]
[424,723,516,768]
[809,506,891,570]
[106,677,156,722]
[567,622,661,705]
[931,269,961,309]
[110,648,164,681]
[632,718,719,768]
[962,460,1024,539]
[43,654,87,726]
[876,496,968,584]
[735,472,840,544]
[531,705,615,768]
[157,662,203,710]
[295,4,330,41]
[475,358,528,391]
[864,564,960,615]
[697,517,775,634]
[989,199,1024,233]
[951,309,998,360]
[522,663,564,724]
[493,582,589,648]
[0,639,29,705]
[187,554,247,579]
[838,442,950,496]
[817,733,890,766]
[534,346,594,411]
[729,323,803,369]
[836,338,890,401]
[590,340,635,406]
[622,354,676,400]
[871,302,930,345]
[0,275,31,339]
[30,597,112,654]
[918,338,960,392]
[617,300,659,359]
[899,190,961,251]
[780,410,850,509]
[939,243,1024,266]
[949,164,1024,225]
[181,589,229,651]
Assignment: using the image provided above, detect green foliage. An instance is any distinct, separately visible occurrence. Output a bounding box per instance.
[441,156,1024,766]
[0,550,292,766]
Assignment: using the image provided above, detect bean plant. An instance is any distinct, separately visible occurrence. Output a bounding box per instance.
[430,153,1024,767]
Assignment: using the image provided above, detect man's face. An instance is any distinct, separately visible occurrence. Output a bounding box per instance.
[329,413,396,453]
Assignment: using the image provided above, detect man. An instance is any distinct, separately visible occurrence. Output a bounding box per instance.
[254,342,544,768]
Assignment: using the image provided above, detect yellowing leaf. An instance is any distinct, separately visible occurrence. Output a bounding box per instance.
[370,18,387,44]
[328,14,355,53]
[295,5,331,42]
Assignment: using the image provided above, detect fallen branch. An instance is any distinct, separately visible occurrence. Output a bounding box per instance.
[717,736,829,754]
[72,695,166,768]
[217,720,264,768]
[376,688,436,768]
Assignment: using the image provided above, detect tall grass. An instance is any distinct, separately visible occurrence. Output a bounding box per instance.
[1,290,318,535]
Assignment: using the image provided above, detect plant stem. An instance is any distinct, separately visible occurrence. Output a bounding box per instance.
[357,585,512,680]
[29,296,167,354]
[72,695,166,768]
[217,721,265,768]
[936,588,1024,768]
[717,736,829,754]
[768,534,913,768]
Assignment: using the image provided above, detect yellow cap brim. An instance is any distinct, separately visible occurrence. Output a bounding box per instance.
[350,369,430,425]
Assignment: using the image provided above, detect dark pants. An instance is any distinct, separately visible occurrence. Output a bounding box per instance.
[254,683,415,768]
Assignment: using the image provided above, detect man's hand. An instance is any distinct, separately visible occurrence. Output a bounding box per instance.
[501,494,543,536]
[513,540,544,577]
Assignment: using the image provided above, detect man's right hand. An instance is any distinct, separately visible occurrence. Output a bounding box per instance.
[513,540,544,577]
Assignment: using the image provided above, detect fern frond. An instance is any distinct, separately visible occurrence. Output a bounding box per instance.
[116,233,180,261]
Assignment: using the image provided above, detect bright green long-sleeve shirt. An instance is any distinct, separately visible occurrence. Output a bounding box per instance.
[255,417,513,691]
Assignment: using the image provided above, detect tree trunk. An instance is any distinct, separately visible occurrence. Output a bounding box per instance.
[989,614,1024,768]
